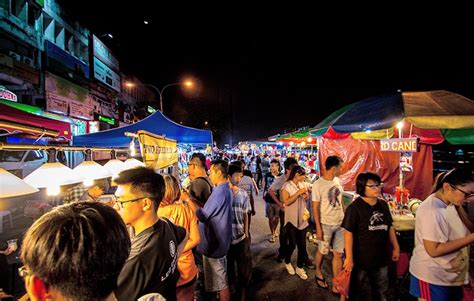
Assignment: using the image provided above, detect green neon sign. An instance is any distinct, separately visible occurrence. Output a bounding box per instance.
[98,115,115,125]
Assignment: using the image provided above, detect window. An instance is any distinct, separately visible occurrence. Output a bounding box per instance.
[24,150,44,162]
[0,150,26,162]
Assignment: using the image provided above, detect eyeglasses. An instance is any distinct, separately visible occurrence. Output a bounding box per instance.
[366,183,384,189]
[451,185,474,199]
[113,196,148,208]
[18,266,30,279]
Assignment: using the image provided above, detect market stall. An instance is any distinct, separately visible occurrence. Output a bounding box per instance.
[310,90,474,200]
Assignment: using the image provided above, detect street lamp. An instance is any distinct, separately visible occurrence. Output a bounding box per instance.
[125,81,193,114]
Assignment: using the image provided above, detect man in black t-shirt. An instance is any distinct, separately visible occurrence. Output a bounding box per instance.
[341,172,399,301]
[186,153,213,210]
[114,167,187,301]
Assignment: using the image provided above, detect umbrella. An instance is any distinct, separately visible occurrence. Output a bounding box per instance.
[310,91,474,144]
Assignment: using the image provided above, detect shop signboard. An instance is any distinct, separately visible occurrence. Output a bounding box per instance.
[93,57,121,92]
[45,41,89,81]
[138,130,178,170]
[380,138,419,152]
[93,112,117,126]
[46,91,68,115]
[92,35,120,71]
[45,73,92,118]
[0,86,17,102]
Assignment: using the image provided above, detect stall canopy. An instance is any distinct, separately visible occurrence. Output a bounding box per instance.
[73,110,213,147]
[311,90,474,199]
[310,91,474,144]
[0,102,71,140]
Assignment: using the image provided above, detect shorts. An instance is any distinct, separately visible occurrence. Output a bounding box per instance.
[318,224,344,255]
[265,202,280,219]
[409,274,462,301]
[203,255,228,292]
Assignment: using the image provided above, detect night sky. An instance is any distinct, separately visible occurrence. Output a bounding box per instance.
[60,3,474,145]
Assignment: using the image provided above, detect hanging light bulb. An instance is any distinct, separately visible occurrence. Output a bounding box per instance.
[83,178,94,187]
[24,162,84,189]
[0,168,39,198]
[124,158,145,170]
[307,137,313,143]
[130,139,136,157]
[47,185,60,196]
[74,160,112,184]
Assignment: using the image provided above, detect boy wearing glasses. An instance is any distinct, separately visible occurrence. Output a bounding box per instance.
[113,167,187,301]
[19,202,131,301]
[312,155,345,293]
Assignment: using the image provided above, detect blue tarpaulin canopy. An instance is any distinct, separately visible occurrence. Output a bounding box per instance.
[73,110,213,147]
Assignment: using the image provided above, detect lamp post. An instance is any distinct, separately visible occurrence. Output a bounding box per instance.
[125,81,193,114]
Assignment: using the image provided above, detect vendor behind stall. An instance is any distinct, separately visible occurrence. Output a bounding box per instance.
[63,179,109,204]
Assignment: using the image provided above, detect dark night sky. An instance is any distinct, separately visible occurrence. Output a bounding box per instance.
[60,2,474,145]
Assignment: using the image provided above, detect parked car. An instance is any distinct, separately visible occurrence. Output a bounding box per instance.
[0,150,47,178]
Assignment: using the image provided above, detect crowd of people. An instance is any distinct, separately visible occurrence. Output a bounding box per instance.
[1,151,474,301]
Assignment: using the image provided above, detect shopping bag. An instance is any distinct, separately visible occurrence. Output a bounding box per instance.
[463,285,474,301]
[333,269,351,298]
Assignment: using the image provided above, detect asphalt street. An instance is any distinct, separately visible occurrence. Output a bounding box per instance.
[247,193,341,301]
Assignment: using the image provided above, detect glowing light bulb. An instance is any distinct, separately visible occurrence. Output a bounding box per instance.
[83,178,94,187]
[47,185,60,196]
[130,139,136,157]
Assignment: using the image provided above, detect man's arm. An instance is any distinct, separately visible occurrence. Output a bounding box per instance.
[343,230,354,272]
[389,227,400,261]
[312,200,323,241]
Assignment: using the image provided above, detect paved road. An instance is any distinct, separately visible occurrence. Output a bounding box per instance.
[247,192,340,301]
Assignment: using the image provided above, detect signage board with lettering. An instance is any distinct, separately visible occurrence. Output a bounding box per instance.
[92,35,120,71]
[93,57,121,92]
[0,86,17,102]
[380,138,420,152]
[138,130,178,170]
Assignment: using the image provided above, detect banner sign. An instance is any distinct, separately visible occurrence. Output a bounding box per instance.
[380,138,419,152]
[138,130,178,170]
[45,73,93,119]
[45,40,89,80]
[93,57,121,92]
[92,35,120,71]
[46,91,68,115]
[0,86,17,102]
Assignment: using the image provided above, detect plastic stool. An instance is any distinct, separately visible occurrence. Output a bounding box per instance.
[0,210,13,234]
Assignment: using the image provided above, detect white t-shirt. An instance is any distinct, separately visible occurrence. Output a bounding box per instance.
[311,177,344,225]
[282,180,309,230]
[409,194,469,286]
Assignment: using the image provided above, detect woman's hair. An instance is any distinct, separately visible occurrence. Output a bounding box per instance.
[355,172,382,197]
[432,167,474,193]
[287,165,305,181]
[432,167,474,232]
[161,174,181,206]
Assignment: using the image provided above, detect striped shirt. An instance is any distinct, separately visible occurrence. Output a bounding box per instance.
[231,187,251,244]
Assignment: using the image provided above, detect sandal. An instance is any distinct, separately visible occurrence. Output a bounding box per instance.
[315,275,329,289]
[269,236,276,243]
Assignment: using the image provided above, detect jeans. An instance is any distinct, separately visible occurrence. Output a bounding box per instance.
[350,266,389,301]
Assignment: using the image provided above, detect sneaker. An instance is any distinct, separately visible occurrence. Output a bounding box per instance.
[284,263,295,275]
[295,267,308,280]
[303,258,316,269]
